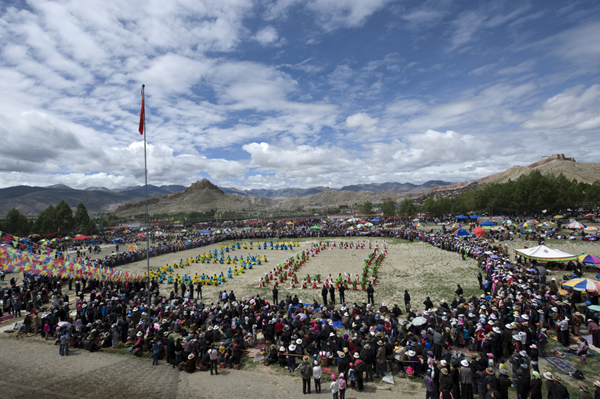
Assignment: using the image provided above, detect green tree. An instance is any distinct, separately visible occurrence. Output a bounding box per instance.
[34,204,57,233]
[2,208,31,236]
[381,200,396,216]
[55,200,75,232]
[360,201,374,214]
[74,202,92,232]
[422,197,436,214]
[398,198,417,215]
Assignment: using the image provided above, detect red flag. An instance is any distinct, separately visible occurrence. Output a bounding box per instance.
[138,89,144,135]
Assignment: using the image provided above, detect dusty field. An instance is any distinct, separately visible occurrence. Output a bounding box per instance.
[0,335,421,399]
[110,236,600,308]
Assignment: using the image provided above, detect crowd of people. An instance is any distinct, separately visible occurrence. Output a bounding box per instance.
[2,215,600,399]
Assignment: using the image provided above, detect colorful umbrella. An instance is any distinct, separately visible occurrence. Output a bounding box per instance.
[50,238,61,243]
[38,239,51,245]
[503,220,514,226]
[584,213,596,218]
[553,215,564,219]
[28,234,40,239]
[309,225,322,230]
[519,221,537,228]
[364,222,374,227]
[567,221,586,229]
[136,233,146,237]
[578,254,600,266]
[450,223,463,229]
[540,221,555,228]
[584,226,599,233]
[413,223,424,227]
[491,226,506,231]
[562,278,600,292]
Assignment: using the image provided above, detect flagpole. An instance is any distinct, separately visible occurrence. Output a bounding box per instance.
[142,84,150,309]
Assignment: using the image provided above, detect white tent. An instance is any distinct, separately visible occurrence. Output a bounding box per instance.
[514,245,578,262]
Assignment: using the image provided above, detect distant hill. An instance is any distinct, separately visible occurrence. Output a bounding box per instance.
[221,181,454,198]
[221,186,329,199]
[116,184,186,198]
[476,158,600,185]
[0,184,186,216]
[113,179,276,218]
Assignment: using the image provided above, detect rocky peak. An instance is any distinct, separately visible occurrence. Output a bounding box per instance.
[185,178,224,195]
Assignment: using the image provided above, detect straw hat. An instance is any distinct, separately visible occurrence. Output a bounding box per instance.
[441,368,449,375]
[188,354,195,360]
[364,344,371,350]
[279,347,286,352]
[303,355,309,362]
[296,338,302,345]
[407,350,416,357]
[543,372,554,380]
[461,359,469,367]
[593,380,600,388]
[289,344,296,351]
[486,367,494,375]
[136,331,143,337]
[353,352,360,358]
[553,375,561,383]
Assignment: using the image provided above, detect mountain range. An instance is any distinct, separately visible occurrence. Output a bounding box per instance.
[2,155,599,217]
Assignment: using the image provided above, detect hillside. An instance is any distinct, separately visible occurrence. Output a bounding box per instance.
[278,188,401,211]
[221,180,454,199]
[0,184,186,216]
[113,179,276,218]
[477,159,600,185]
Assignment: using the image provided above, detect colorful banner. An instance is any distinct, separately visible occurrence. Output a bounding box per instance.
[0,245,144,283]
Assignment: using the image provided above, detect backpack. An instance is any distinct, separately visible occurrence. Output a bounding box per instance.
[571,369,584,380]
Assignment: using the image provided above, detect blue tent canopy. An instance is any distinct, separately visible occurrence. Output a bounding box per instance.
[480,220,497,226]
[454,228,470,236]
[112,238,124,243]
[200,229,211,234]
[370,217,380,223]
[456,215,468,219]
[470,214,479,219]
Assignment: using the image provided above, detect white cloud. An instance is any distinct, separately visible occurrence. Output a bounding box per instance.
[265,0,391,30]
[522,84,600,131]
[254,26,281,46]
[346,112,380,135]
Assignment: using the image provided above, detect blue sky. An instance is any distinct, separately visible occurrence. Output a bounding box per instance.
[0,0,599,190]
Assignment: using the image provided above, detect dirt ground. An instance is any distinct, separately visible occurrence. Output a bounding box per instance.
[109,236,599,309]
[0,335,420,399]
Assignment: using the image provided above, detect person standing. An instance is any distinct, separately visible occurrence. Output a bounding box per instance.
[273,285,278,304]
[366,283,374,305]
[530,371,543,399]
[329,285,336,304]
[338,372,347,399]
[330,374,339,399]
[460,359,474,399]
[553,376,569,399]
[579,382,593,399]
[322,285,328,306]
[197,281,202,299]
[300,356,313,394]
[404,290,411,312]
[152,340,160,365]
[339,284,345,304]
[209,346,219,375]
[313,360,322,393]
[59,330,70,356]
[592,380,600,399]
